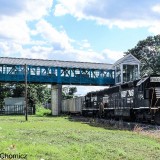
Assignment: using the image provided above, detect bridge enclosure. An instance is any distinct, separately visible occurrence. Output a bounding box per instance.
[0,57,115,85]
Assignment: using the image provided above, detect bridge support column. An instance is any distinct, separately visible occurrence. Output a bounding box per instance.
[51,84,62,116]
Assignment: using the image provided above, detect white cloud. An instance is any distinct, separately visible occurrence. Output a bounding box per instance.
[54,0,160,34]
[36,19,73,50]
[54,0,87,18]
[0,0,56,60]
[73,49,104,62]
[0,0,53,21]
[54,4,69,16]
[20,46,53,59]
[0,0,53,45]
[20,0,53,21]
[0,40,53,59]
[0,16,31,44]
[148,22,160,35]
[79,40,91,49]
[152,4,160,13]
[102,49,124,62]
[0,41,23,57]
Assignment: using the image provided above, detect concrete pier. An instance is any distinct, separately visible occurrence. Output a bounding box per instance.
[51,84,62,115]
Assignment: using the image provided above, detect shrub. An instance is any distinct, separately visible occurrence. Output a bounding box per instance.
[35,103,51,117]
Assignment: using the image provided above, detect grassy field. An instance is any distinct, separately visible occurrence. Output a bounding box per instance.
[0,116,160,160]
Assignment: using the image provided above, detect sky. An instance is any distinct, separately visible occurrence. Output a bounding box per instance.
[0,0,160,95]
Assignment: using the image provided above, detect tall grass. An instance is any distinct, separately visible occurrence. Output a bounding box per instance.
[35,103,51,117]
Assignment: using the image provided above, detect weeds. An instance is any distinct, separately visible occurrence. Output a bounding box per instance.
[35,103,51,117]
[133,124,143,133]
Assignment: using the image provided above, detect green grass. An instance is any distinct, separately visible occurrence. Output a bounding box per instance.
[0,116,160,160]
[35,106,51,117]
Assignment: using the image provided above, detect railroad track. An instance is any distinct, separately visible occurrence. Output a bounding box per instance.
[69,115,160,131]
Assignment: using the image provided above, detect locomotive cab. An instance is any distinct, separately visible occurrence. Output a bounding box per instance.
[132,75,160,124]
[148,76,160,124]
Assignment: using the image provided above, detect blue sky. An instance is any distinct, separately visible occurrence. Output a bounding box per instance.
[0,0,160,94]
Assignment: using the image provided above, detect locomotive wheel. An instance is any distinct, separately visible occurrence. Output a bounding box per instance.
[154,112,160,125]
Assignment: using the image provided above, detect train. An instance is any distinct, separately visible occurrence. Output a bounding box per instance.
[61,75,160,125]
[82,75,160,125]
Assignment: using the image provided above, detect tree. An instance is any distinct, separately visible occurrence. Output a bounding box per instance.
[68,87,77,95]
[12,84,25,97]
[125,35,160,76]
[0,83,11,108]
[62,86,77,99]
[0,83,51,110]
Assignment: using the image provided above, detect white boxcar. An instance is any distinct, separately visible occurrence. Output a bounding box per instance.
[62,96,84,114]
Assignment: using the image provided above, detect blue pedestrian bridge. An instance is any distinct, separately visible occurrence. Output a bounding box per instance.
[0,57,115,86]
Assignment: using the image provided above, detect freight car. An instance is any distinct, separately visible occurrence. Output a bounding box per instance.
[82,75,160,125]
[61,96,84,114]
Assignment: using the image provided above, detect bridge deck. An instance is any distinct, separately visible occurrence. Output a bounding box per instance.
[0,57,115,85]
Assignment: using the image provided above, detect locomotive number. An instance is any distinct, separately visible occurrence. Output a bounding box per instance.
[150,77,160,82]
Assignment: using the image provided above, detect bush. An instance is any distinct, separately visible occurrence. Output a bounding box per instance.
[35,103,51,117]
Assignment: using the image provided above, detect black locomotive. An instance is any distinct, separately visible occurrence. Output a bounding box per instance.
[82,75,160,125]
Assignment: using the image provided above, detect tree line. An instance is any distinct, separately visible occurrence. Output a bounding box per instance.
[0,84,51,109]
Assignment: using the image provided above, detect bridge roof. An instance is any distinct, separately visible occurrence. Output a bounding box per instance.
[0,57,113,70]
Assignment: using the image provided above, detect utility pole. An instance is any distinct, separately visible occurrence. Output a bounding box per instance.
[25,64,28,121]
